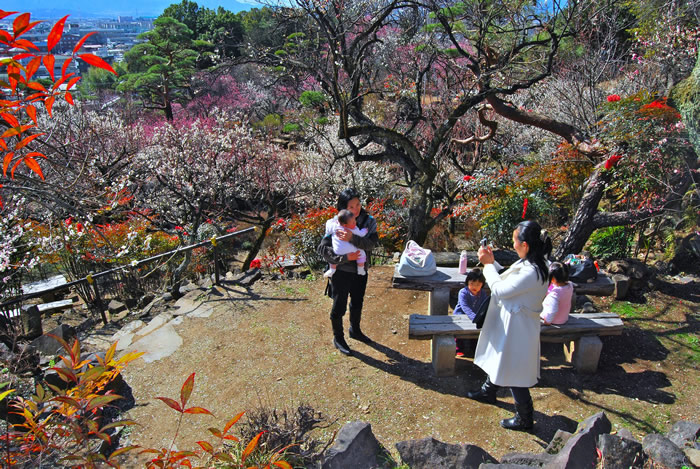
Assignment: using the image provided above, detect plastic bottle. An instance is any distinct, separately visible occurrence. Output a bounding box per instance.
[459,250,468,275]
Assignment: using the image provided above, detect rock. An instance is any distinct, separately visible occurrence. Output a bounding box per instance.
[179,281,199,294]
[612,274,630,300]
[544,412,611,469]
[124,322,182,363]
[111,320,145,351]
[233,268,262,287]
[666,420,700,448]
[685,448,700,467]
[501,451,554,465]
[670,232,700,274]
[582,302,597,314]
[396,436,497,469]
[137,293,156,309]
[141,296,164,316]
[162,292,173,302]
[643,433,687,468]
[298,269,311,279]
[321,421,391,469]
[30,324,76,356]
[20,304,43,339]
[131,313,173,342]
[607,259,649,280]
[107,300,127,315]
[545,429,573,454]
[598,433,643,469]
[479,465,532,468]
[615,428,638,442]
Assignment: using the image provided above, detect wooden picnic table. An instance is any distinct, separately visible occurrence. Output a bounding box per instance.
[392,265,615,316]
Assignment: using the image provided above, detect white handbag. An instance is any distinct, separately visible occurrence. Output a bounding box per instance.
[396,240,437,276]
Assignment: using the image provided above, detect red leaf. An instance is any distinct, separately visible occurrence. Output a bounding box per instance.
[61,57,72,77]
[47,15,68,52]
[26,81,47,92]
[183,406,213,415]
[52,72,74,90]
[272,462,293,469]
[13,38,39,51]
[65,92,73,105]
[45,96,55,117]
[66,76,81,90]
[23,156,44,180]
[26,105,37,124]
[16,20,41,38]
[79,53,116,75]
[180,372,195,407]
[0,11,19,21]
[242,432,265,463]
[72,31,96,54]
[196,441,214,453]
[14,133,43,150]
[3,152,15,177]
[13,12,30,36]
[42,54,55,81]
[0,112,19,127]
[155,397,182,413]
[12,52,34,60]
[25,56,41,80]
[224,411,245,434]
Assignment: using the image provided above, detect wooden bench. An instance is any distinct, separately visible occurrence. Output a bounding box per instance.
[408,313,624,376]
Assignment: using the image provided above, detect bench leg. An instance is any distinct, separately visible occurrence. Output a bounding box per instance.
[563,336,603,373]
[431,335,456,376]
[429,287,450,316]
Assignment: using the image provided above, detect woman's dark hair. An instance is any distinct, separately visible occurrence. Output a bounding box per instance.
[548,262,569,284]
[465,268,486,285]
[337,188,361,210]
[516,220,549,283]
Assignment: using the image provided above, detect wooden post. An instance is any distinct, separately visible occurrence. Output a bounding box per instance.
[87,273,108,325]
[211,236,220,285]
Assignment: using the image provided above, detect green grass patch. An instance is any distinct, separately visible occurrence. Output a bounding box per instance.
[671,332,700,364]
[609,301,655,318]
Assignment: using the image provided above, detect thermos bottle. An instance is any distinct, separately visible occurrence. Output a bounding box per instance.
[459,250,468,274]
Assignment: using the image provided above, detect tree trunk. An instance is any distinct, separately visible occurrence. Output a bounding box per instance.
[242,218,274,270]
[406,180,436,245]
[554,166,612,259]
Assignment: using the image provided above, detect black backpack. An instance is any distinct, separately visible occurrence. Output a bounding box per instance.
[568,258,597,283]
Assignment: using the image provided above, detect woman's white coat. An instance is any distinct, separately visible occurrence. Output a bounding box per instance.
[474,260,549,387]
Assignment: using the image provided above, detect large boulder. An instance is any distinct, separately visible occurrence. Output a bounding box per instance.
[29,324,76,356]
[544,412,611,469]
[322,421,391,469]
[598,433,643,469]
[643,433,687,468]
[395,437,497,469]
[666,420,700,449]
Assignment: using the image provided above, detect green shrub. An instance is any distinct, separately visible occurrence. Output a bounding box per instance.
[299,90,327,109]
[282,122,301,133]
[481,189,554,247]
[588,226,633,260]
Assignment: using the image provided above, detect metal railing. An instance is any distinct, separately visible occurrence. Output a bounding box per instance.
[0,227,255,330]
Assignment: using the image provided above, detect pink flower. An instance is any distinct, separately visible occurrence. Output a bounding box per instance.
[607,94,621,102]
[521,198,529,219]
[463,174,475,181]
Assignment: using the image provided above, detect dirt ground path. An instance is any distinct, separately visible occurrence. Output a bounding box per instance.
[117,266,699,463]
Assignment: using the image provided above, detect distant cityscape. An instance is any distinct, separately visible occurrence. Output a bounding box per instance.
[0,16,155,80]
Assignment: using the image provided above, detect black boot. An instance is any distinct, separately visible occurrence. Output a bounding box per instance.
[466,377,499,404]
[500,397,534,431]
[331,317,352,356]
[349,311,371,343]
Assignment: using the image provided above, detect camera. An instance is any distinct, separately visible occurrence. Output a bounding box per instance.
[480,237,489,247]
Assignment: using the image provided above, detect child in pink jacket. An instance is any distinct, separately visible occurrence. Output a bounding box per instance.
[540,262,574,325]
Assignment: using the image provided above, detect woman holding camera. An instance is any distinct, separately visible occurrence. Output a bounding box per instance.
[467,220,550,431]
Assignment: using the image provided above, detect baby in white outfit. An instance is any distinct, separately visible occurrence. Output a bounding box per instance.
[323,209,367,277]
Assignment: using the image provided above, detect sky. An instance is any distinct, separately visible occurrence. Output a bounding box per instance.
[2,0,258,18]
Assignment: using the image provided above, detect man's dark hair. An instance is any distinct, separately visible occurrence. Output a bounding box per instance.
[465,268,486,285]
[337,188,361,210]
[338,209,354,225]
